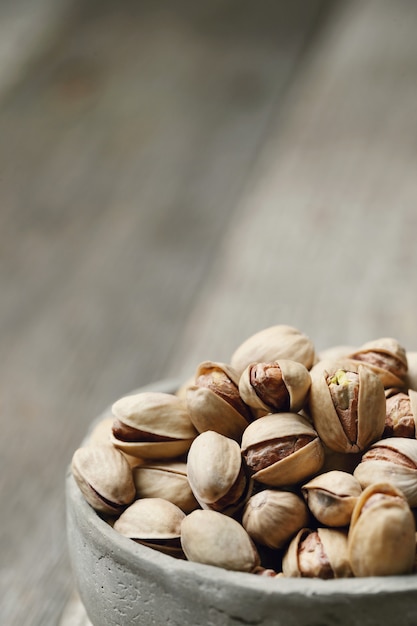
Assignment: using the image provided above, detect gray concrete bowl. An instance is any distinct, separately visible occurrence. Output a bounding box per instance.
[66,380,417,626]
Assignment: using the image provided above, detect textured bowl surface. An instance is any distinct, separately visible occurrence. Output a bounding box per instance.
[67,380,417,626]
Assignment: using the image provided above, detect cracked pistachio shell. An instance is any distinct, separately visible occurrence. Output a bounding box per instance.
[181,509,260,572]
[309,363,386,454]
[353,437,417,506]
[242,489,309,549]
[132,461,198,514]
[187,431,248,515]
[241,413,324,487]
[406,351,417,391]
[113,497,186,558]
[110,392,197,459]
[348,482,415,577]
[71,445,136,516]
[239,359,311,414]
[186,362,251,441]
[348,337,408,388]
[282,527,352,579]
[114,497,184,538]
[384,389,417,438]
[230,325,316,377]
[302,470,362,527]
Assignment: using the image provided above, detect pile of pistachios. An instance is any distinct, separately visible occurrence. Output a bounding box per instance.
[71,324,417,579]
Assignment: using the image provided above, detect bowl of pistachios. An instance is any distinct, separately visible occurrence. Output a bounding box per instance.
[67,325,417,626]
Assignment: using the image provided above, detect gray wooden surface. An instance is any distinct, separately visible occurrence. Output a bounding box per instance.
[1,0,417,624]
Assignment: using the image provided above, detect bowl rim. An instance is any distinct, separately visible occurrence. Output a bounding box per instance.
[67,377,417,599]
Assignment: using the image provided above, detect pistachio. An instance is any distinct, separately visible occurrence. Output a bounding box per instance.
[241,413,324,487]
[71,445,136,516]
[282,527,352,579]
[348,483,415,577]
[239,359,311,415]
[186,361,251,441]
[309,363,386,454]
[302,470,362,527]
[110,392,197,459]
[348,337,408,388]
[113,497,186,558]
[242,489,309,549]
[180,509,260,572]
[133,461,199,514]
[187,430,249,515]
[383,389,417,438]
[230,325,316,377]
[353,437,417,506]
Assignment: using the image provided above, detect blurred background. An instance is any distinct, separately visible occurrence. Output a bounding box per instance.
[1,0,417,624]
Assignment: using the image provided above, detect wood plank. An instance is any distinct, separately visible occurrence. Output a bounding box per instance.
[0,1,329,624]
[165,0,417,382]
[0,0,73,98]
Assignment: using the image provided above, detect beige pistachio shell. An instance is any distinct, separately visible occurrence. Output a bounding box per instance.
[110,392,197,459]
[71,445,136,515]
[347,337,408,388]
[114,497,185,539]
[132,461,198,513]
[282,527,352,579]
[241,413,324,487]
[239,360,311,414]
[309,363,386,454]
[180,509,260,572]
[242,489,309,549]
[348,482,415,577]
[186,384,250,442]
[187,430,248,514]
[302,470,362,527]
[384,389,417,438]
[230,325,316,377]
[406,351,417,391]
[114,497,186,558]
[353,437,417,506]
[194,361,249,413]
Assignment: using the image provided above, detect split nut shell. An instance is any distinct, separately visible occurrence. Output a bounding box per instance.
[242,489,309,549]
[282,527,352,579]
[353,437,417,506]
[114,497,186,558]
[239,359,311,414]
[302,470,362,527]
[309,363,386,454]
[133,461,198,513]
[187,430,249,515]
[71,444,136,516]
[348,483,415,577]
[181,509,260,572]
[231,325,315,377]
[111,392,197,459]
[241,413,324,487]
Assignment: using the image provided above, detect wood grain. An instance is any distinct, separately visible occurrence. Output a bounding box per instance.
[0,1,329,624]
[165,0,417,382]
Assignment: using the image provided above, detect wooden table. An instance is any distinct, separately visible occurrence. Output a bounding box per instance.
[1,1,417,624]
